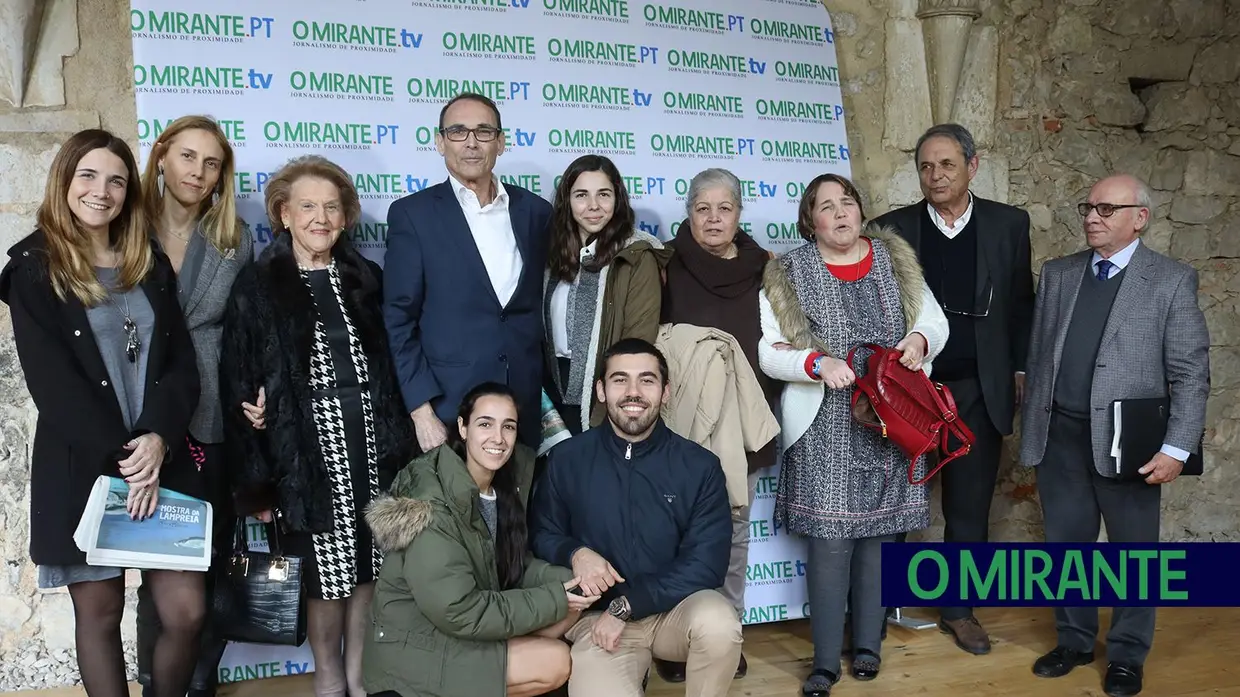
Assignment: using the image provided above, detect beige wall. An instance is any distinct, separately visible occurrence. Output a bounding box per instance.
[0,0,1235,689]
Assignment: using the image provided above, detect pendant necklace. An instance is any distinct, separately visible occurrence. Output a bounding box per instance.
[107,250,141,376]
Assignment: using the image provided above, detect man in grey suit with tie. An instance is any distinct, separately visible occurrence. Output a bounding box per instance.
[1019,173,1210,697]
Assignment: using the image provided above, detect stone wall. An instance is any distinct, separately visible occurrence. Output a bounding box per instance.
[0,0,1235,690]
[0,0,138,689]
[825,0,1240,545]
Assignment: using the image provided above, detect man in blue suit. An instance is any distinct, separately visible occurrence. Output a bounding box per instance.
[383,92,551,451]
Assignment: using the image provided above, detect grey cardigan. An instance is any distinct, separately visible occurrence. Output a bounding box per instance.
[158,222,254,443]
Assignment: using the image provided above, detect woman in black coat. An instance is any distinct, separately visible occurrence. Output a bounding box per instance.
[0,129,204,697]
[219,154,415,697]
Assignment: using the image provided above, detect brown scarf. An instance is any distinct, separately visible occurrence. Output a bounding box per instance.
[661,222,777,472]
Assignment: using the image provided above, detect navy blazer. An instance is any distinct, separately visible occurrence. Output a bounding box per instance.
[383,179,552,447]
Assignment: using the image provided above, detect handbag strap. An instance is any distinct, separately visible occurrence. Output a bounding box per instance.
[228,513,286,557]
[907,388,977,485]
[231,517,248,555]
[845,342,886,367]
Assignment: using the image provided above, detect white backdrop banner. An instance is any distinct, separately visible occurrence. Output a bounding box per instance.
[129,0,850,683]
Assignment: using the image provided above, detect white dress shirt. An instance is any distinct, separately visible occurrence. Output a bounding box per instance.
[1091,237,1190,464]
[449,173,523,306]
[927,191,974,239]
[549,240,597,359]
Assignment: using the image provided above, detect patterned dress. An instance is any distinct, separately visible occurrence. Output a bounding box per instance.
[774,240,931,540]
[285,261,383,600]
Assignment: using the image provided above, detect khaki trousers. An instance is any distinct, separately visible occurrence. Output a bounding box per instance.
[721,472,758,616]
[565,589,743,697]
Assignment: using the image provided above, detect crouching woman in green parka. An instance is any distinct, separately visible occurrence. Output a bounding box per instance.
[361,382,599,697]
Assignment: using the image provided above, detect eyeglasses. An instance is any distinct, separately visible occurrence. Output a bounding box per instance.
[440,125,500,142]
[941,281,992,318]
[1077,202,1144,218]
[123,317,140,363]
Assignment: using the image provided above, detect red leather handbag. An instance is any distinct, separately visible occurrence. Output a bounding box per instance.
[846,343,975,485]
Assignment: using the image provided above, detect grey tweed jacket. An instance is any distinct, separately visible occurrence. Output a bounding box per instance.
[1018,240,1210,477]
[169,223,254,444]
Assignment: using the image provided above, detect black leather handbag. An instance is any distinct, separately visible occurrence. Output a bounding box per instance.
[212,516,307,646]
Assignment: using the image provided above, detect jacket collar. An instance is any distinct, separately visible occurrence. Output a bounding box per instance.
[601,416,670,460]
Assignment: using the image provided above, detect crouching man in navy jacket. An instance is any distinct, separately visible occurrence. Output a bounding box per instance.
[530,337,741,697]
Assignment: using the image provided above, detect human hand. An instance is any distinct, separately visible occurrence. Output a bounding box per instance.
[1014,372,1026,409]
[571,548,625,597]
[412,403,448,451]
[241,386,266,430]
[591,613,625,652]
[1139,452,1183,485]
[563,578,601,612]
[118,433,165,488]
[126,482,160,520]
[817,357,856,390]
[895,333,928,371]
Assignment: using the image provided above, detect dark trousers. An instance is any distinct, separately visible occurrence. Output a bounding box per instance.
[936,376,1004,621]
[138,438,231,692]
[1036,411,1161,664]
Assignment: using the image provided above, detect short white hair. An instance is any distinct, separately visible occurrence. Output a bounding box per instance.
[686,168,742,216]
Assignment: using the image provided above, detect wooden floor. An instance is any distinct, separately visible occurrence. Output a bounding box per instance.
[8,607,1238,696]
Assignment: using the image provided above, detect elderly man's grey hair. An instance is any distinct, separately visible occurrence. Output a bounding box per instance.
[914,123,977,166]
[685,168,743,216]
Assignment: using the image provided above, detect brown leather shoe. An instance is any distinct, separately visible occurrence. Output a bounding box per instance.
[939,616,992,654]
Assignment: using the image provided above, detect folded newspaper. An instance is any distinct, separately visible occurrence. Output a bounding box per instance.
[72,476,213,572]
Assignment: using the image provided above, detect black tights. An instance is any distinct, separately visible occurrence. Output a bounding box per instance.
[137,569,228,693]
[69,571,205,697]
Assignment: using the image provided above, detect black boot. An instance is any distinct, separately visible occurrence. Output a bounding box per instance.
[653,658,686,683]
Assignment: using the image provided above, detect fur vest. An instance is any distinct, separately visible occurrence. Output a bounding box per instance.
[756,222,949,453]
[762,223,925,356]
[220,233,416,533]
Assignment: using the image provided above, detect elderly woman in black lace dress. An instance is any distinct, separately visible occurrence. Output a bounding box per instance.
[219,155,414,697]
[757,173,949,696]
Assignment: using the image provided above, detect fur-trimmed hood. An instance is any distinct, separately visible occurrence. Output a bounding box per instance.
[365,491,434,554]
[365,441,537,553]
[761,222,926,356]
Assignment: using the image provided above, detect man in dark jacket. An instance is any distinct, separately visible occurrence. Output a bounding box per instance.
[872,123,1034,654]
[530,338,740,697]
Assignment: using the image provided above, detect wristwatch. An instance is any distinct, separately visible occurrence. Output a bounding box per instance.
[811,355,825,378]
[607,596,631,621]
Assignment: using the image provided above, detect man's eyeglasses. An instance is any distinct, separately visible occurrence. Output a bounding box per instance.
[942,284,992,318]
[1077,202,1144,218]
[440,126,500,142]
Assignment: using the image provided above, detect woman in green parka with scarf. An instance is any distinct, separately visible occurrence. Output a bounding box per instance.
[361,382,599,697]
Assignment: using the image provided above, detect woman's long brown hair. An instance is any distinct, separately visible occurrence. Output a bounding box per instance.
[37,129,151,306]
[140,115,241,253]
[548,154,636,283]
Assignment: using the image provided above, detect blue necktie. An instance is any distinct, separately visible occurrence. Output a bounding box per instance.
[1096,259,1114,281]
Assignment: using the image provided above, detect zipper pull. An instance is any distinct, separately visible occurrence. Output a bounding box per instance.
[625,443,632,460]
